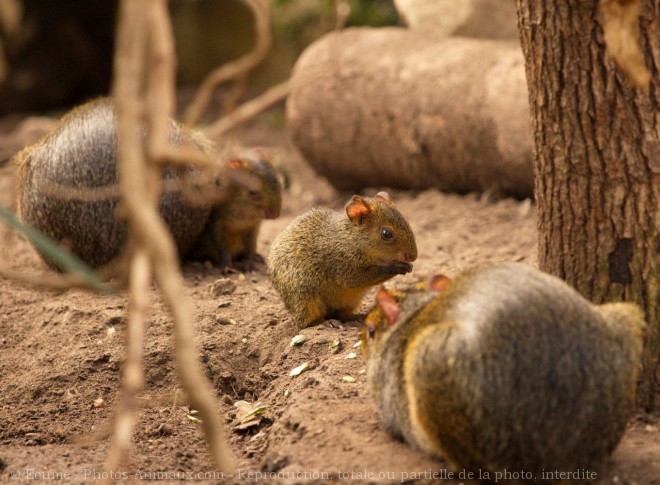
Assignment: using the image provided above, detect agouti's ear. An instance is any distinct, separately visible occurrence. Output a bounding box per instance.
[428,274,451,292]
[375,191,391,201]
[227,159,245,170]
[376,287,400,326]
[346,195,372,225]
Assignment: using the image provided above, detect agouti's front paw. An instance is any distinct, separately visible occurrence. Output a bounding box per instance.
[323,318,362,329]
[385,261,413,275]
[243,253,266,273]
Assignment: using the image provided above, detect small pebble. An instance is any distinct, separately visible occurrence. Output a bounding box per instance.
[208,278,237,297]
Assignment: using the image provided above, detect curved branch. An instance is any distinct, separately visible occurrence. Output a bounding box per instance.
[102,249,149,477]
[110,0,235,475]
[205,79,290,139]
[183,0,272,126]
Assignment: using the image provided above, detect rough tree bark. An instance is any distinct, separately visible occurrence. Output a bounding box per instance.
[515,0,659,409]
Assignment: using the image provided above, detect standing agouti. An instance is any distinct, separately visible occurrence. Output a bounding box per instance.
[361,262,645,483]
[268,192,417,328]
[15,98,281,271]
[187,157,282,271]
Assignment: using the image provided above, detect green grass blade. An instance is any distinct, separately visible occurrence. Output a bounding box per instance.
[0,205,111,294]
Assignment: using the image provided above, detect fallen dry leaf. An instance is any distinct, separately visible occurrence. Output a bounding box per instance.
[233,400,267,430]
[289,362,309,377]
[290,334,307,347]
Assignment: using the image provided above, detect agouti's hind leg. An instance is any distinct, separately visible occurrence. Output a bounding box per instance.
[322,307,363,328]
[296,296,326,328]
[241,231,263,272]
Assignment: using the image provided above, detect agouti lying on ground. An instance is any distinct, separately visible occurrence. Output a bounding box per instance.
[361,262,645,483]
[15,98,281,272]
[268,192,417,328]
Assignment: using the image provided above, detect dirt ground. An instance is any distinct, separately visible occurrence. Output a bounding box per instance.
[0,110,659,484]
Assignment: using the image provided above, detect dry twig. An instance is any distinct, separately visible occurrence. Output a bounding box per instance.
[106,0,234,477]
[0,265,121,292]
[205,80,290,139]
[222,72,249,114]
[103,249,150,476]
[183,0,272,126]
[334,0,351,29]
[201,0,354,140]
[0,0,23,83]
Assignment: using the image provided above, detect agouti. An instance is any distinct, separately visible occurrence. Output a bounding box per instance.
[15,98,281,271]
[361,262,645,483]
[268,192,417,328]
[187,157,281,271]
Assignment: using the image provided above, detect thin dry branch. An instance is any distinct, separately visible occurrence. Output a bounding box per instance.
[0,0,22,83]
[0,0,22,38]
[146,0,236,470]
[0,265,123,292]
[108,0,235,476]
[183,0,272,126]
[205,80,290,139]
[334,0,351,29]
[222,72,249,114]
[200,0,350,140]
[0,41,7,84]
[105,2,154,480]
[102,249,150,478]
[30,165,245,215]
[146,0,176,160]
[150,145,213,169]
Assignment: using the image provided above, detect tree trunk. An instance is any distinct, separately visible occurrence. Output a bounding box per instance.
[515,0,659,409]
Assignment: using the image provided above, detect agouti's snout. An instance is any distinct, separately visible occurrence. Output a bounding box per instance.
[395,249,416,267]
[390,260,413,275]
[261,208,280,219]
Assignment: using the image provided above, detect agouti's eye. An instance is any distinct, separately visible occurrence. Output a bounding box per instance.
[248,190,260,200]
[380,228,394,241]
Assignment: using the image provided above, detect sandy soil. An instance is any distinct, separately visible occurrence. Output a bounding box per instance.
[0,113,659,484]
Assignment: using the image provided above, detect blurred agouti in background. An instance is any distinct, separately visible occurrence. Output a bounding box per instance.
[361,262,645,483]
[187,156,281,271]
[15,98,281,272]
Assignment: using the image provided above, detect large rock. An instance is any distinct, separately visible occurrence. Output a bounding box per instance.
[286,28,533,198]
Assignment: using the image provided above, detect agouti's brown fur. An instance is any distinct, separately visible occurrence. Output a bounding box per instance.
[361,262,645,483]
[15,98,281,271]
[268,192,417,327]
[188,157,281,270]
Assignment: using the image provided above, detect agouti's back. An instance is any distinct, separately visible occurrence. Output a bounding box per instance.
[364,262,645,482]
[16,98,212,269]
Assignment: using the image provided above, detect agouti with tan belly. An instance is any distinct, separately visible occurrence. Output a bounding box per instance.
[268,192,417,328]
[361,262,645,483]
[15,98,281,271]
[188,157,281,271]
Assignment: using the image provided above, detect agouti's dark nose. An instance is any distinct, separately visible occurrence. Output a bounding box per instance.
[262,208,280,219]
[405,252,416,263]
